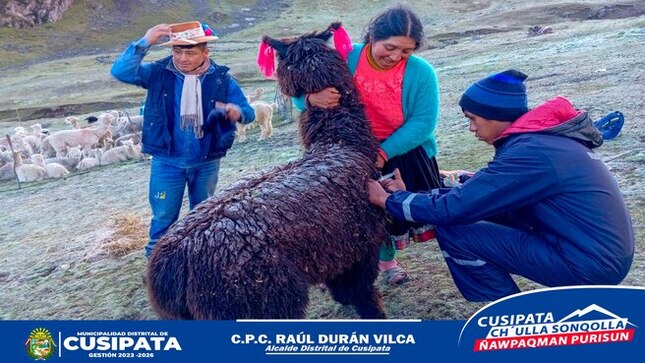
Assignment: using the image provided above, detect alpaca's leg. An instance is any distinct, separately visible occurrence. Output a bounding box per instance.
[147,241,192,319]
[258,260,309,319]
[261,267,310,319]
[266,118,273,138]
[258,121,267,140]
[327,259,386,319]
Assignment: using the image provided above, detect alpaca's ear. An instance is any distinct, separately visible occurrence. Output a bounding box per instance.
[262,36,289,58]
[314,25,334,42]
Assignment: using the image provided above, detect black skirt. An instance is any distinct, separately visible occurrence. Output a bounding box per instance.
[381,145,442,235]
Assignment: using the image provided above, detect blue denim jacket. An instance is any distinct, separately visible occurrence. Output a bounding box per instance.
[111,38,255,165]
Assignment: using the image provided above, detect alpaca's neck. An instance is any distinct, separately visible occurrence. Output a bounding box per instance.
[14,153,23,166]
[93,121,110,137]
[300,99,379,160]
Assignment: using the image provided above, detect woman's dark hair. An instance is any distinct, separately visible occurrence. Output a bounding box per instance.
[363,4,424,50]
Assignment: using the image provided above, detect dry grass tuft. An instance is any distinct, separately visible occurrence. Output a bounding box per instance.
[83,213,148,261]
[102,213,148,258]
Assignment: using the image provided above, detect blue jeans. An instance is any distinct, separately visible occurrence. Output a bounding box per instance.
[144,158,221,257]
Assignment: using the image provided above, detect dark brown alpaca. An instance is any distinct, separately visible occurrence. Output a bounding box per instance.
[147,23,388,319]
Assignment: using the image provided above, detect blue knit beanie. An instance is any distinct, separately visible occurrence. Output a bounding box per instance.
[459,69,529,122]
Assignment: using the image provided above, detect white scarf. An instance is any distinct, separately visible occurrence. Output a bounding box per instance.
[180,74,203,138]
[173,58,211,138]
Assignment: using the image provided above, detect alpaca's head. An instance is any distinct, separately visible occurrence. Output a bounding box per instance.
[14,126,27,136]
[97,112,114,127]
[262,22,354,98]
[67,146,82,159]
[262,23,378,159]
[30,153,44,165]
[65,116,79,126]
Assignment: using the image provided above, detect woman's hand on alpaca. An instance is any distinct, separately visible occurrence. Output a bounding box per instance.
[307,87,340,108]
[380,168,406,192]
[143,24,171,45]
[368,180,390,208]
[375,154,386,169]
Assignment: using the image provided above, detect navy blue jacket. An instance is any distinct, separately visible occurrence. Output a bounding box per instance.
[111,38,254,161]
[386,97,634,282]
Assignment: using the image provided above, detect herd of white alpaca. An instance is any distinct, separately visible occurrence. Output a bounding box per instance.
[0,87,280,184]
[0,110,143,183]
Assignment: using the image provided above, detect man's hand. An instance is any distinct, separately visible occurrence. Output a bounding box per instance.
[143,24,171,46]
[369,168,406,208]
[216,102,242,122]
[307,87,341,108]
[368,180,390,208]
[380,168,406,192]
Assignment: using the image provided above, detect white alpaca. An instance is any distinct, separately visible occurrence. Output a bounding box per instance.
[76,149,102,171]
[24,123,46,153]
[236,101,276,143]
[39,136,57,157]
[111,113,142,140]
[45,146,82,170]
[114,131,141,146]
[66,145,83,160]
[245,87,265,103]
[14,126,27,136]
[120,115,143,134]
[48,113,113,156]
[30,153,69,179]
[14,151,45,183]
[0,162,16,180]
[65,116,82,129]
[128,142,143,161]
[83,116,119,151]
[100,139,136,165]
[10,134,34,159]
[0,127,27,151]
[0,150,13,164]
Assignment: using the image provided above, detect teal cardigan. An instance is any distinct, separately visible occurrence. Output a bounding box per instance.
[293,43,440,160]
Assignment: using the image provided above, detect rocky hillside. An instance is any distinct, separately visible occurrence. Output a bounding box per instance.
[0,0,286,69]
[0,0,75,28]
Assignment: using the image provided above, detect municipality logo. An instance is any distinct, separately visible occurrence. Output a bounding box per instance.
[25,328,57,360]
[470,304,636,351]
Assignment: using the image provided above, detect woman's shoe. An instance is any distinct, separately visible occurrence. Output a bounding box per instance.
[381,264,409,285]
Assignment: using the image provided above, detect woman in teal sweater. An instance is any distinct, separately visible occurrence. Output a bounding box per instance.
[294,4,441,284]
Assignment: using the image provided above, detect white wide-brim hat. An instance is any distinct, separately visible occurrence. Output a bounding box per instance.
[160,21,218,47]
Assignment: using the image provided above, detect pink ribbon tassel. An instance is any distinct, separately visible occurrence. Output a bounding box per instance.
[257,41,276,79]
[332,25,353,60]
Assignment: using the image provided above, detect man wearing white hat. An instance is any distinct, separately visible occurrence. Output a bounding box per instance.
[111,21,255,258]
